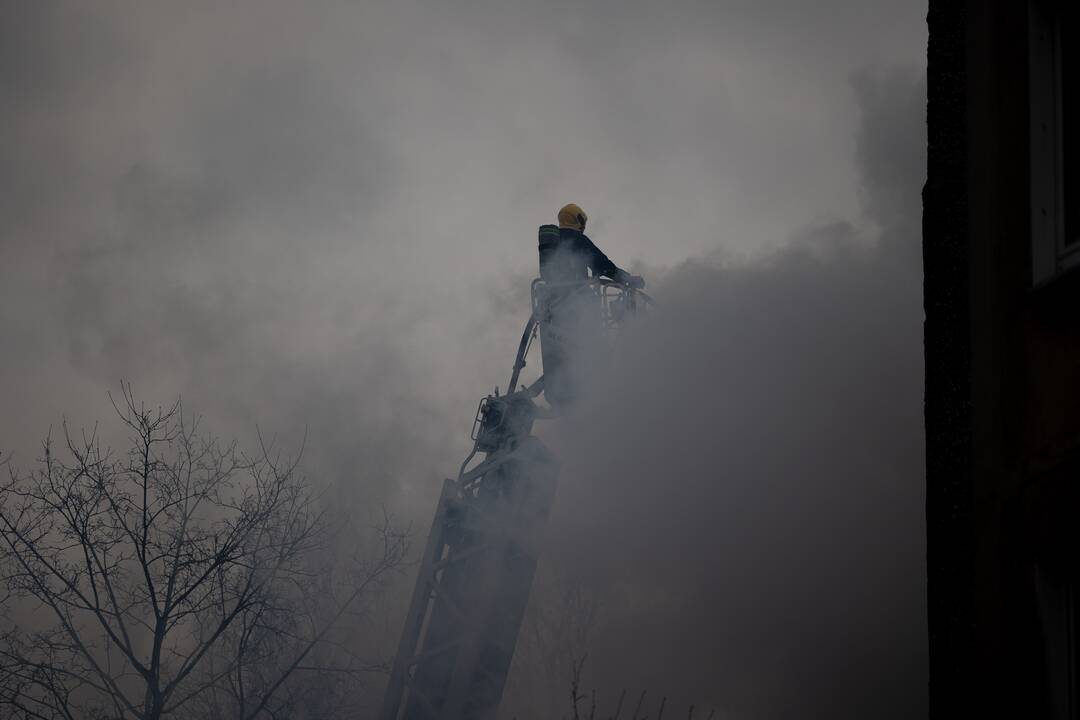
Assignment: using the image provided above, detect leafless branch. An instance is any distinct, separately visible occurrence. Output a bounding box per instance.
[0,388,406,720]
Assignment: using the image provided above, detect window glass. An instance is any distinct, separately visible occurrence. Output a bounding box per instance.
[1063,6,1079,246]
[1035,565,1079,720]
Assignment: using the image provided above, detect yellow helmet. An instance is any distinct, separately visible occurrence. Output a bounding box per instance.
[557,203,588,231]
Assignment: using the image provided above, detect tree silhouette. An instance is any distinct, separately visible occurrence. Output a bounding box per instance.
[0,386,406,720]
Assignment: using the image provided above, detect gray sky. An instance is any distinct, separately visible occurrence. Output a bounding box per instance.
[1,1,927,717]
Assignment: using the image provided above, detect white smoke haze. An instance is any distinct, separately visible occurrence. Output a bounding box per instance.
[502,65,925,719]
[1,1,926,718]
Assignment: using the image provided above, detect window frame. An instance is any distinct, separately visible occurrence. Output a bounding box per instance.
[1029,0,1080,286]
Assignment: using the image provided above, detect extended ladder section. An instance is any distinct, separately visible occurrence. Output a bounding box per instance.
[379,278,651,720]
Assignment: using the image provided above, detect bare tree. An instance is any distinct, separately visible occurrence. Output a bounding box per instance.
[566,660,708,720]
[0,386,406,720]
[501,569,601,719]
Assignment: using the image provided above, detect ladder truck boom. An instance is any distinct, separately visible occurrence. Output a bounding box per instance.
[379,278,651,720]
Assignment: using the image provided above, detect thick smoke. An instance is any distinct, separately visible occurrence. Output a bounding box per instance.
[502,67,926,720]
[1,2,926,717]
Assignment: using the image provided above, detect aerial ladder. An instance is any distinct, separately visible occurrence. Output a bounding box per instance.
[379,275,651,720]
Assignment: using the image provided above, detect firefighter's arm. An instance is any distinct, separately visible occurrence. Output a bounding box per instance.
[608,267,644,288]
[581,237,618,278]
[580,236,643,287]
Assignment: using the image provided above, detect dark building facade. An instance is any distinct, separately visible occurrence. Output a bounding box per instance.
[925,1,1080,717]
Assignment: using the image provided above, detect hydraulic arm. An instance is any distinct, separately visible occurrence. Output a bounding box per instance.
[379,278,650,720]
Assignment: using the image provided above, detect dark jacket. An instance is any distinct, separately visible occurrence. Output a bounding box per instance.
[537,225,630,284]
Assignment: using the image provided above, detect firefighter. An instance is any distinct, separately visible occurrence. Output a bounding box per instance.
[538,204,644,288]
[537,204,643,407]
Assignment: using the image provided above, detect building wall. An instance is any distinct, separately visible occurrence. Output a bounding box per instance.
[926,1,1080,717]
